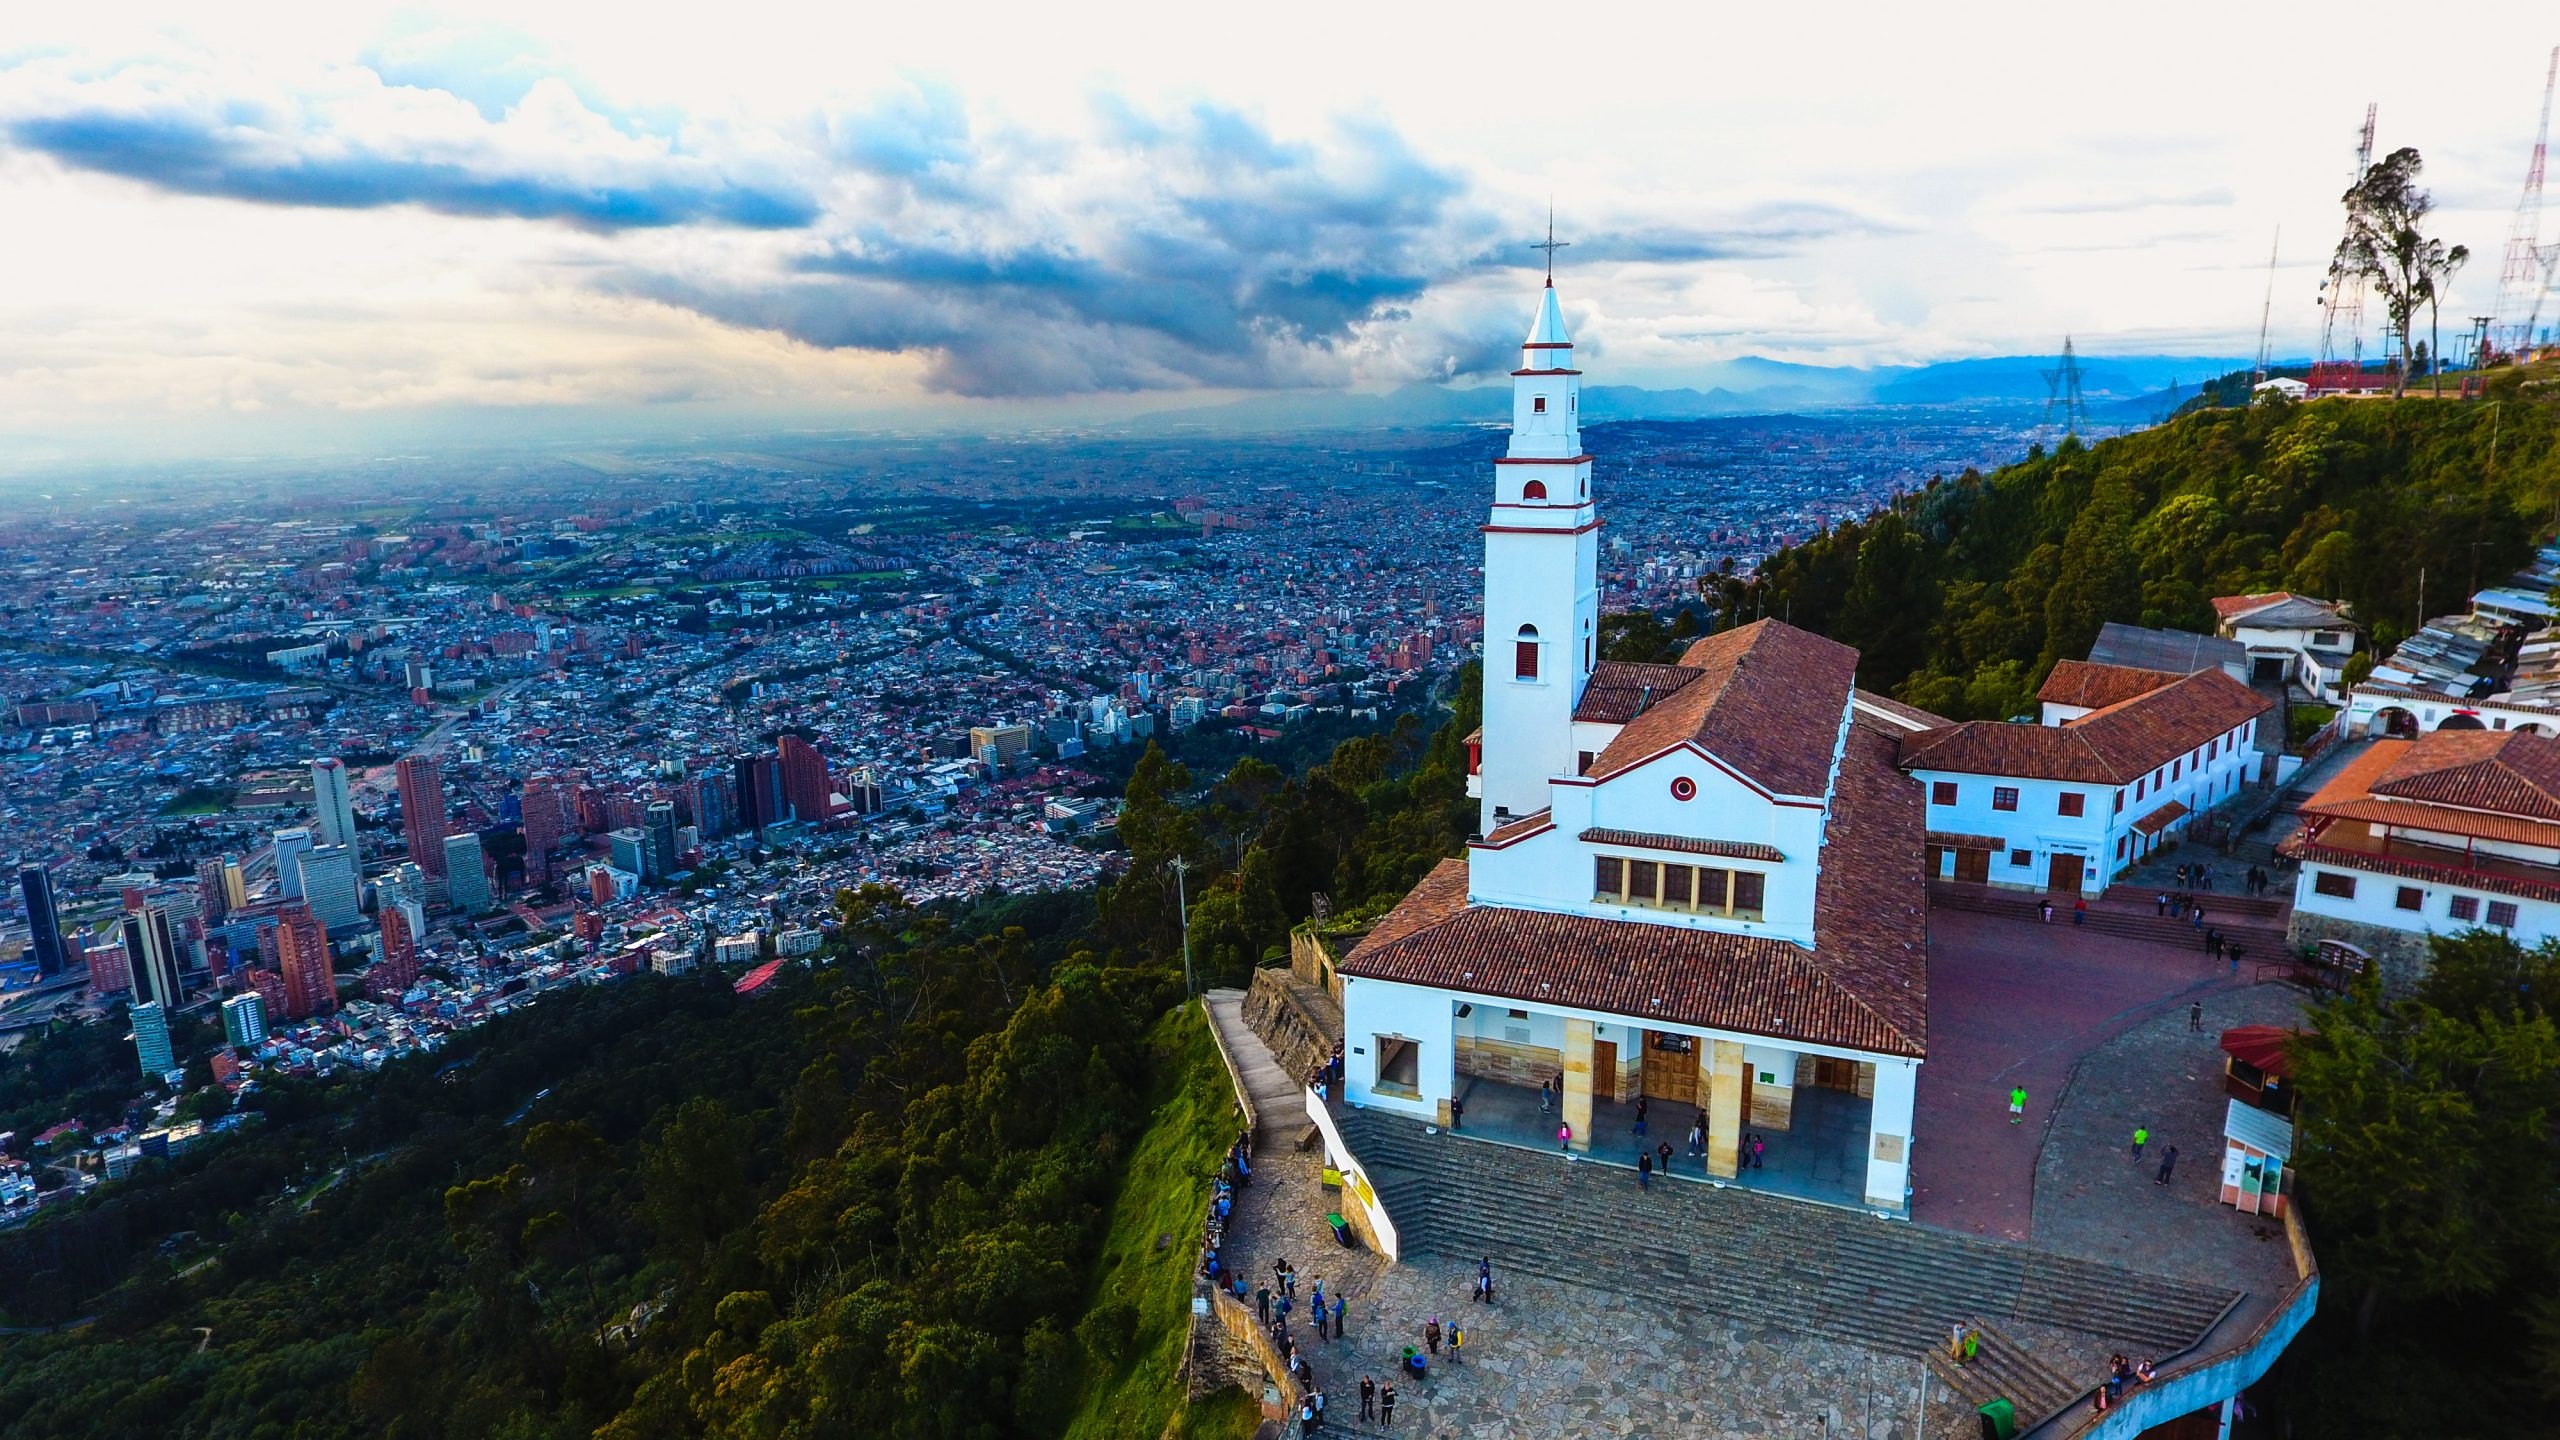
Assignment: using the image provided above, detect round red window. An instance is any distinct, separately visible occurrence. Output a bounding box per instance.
[1670,776,1697,801]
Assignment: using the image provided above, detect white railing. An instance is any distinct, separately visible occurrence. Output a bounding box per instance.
[1302,1087,1400,1261]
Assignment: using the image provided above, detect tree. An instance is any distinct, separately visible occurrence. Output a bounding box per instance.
[2339,147,2470,398]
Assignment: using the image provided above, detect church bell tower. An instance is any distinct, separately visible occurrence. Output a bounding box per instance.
[1477,275,1600,834]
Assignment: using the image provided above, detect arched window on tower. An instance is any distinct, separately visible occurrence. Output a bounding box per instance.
[1522,479,1548,501]
[1515,625,1541,681]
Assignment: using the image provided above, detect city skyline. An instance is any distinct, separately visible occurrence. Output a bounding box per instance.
[3,2,2555,469]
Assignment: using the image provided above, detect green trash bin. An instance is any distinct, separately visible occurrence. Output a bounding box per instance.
[1977,1396,2017,1440]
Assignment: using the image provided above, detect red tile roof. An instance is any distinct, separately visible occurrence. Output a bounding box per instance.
[2298,735,2560,846]
[2210,592,2305,623]
[1899,668,2271,785]
[2037,659,2182,711]
[1343,725,1926,1057]
[2132,801,2190,836]
[1573,661,1707,724]
[1851,689,1951,734]
[1586,620,1858,797]
[1579,828,1786,863]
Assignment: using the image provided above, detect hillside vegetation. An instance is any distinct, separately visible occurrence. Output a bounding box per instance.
[1704,382,2560,720]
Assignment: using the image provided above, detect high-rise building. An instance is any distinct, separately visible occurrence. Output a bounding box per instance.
[442,832,491,913]
[222,991,267,1047]
[396,753,449,879]
[273,827,315,901]
[377,861,428,915]
[120,906,182,1012]
[778,735,831,824]
[221,861,248,912]
[846,768,883,815]
[310,756,359,851]
[17,862,65,977]
[521,773,568,884]
[733,753,782,832]
[274,900,336,1020]
[969,722,1033,773]
[298,844,362,931]
[608,828,649,880]
[86,939,131,997]
[131,1000,175,1080]
[194,859,230,926]
[645,801,679,880]
[373,899,423,998]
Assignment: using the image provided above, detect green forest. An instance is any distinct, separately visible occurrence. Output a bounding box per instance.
[1697,378,2560,719]
[0,684,1481,1439]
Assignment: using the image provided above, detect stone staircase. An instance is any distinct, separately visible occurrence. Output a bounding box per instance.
[1337,1107,2239,1359]
[1929,881,2290,957]
[1925,1321,2089,1428]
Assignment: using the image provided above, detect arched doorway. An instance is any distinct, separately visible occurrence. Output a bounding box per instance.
[2438,714,2486,731]
[2368,707,2418,737]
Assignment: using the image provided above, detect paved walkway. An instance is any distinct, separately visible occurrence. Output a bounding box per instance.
[1913,910,2248,1240]
[1444,1075,1873,1209]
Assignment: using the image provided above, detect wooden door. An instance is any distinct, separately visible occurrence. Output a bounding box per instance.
[2047,853,2081,893]
[1811,1057,1858,1092]
[1591,1040,1617,1103]
[1954,847,1991,884]
[1641,1034,1698,1105]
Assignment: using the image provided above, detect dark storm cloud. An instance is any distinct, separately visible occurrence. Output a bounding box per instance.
[8,109,819,229]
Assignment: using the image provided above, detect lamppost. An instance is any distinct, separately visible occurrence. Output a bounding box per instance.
[1172,855,1194,1001]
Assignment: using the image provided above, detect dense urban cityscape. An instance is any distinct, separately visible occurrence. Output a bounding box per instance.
[0,410,2045,1211]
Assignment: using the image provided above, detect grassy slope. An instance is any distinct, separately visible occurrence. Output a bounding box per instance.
[1060,1002,1259,1440]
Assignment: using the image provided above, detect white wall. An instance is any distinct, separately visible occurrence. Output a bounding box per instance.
[2291,863,2560,949]
[1342,977,1459,1121]
[1864,1057,1918,1210]
[2345,686,2560,738]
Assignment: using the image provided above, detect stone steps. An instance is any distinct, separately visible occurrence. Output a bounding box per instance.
[1341,1109,2238,1360]
[1925,1320,2087,1427]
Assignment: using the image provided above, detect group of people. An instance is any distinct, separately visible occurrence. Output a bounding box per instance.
[1197,1132,1254,1286]
[2202,928,2248,973]
[2089,1353,2158,1411]
[1307,1043,1345,1104]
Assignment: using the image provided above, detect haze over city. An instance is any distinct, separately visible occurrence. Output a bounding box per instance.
[4,0,2555,468]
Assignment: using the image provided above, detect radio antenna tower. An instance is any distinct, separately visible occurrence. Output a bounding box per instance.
[2042,337,2088,436]
[2316,103,2379,393]
[2493,47,2558,361]
[2253,226,2282,386]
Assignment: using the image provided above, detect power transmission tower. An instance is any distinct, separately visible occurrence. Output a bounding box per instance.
[2316,103,2379,393]
[2041,337,2088,436]
[2253,227,2281,386]
[2470,315,2495,371]
[2493,46,2558,361]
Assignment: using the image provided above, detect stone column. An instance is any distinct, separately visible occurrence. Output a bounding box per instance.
[1706,1039,1745,1178]
[1560,1018,1594,1152]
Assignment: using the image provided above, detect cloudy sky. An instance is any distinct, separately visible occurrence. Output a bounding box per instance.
[3,2,2555,465]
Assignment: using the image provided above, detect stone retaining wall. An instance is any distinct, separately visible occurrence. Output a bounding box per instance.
[2284,911,2427,991]
[1243,967,1339,1084]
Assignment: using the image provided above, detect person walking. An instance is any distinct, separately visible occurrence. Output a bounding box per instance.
[1749,1134,1767,1169]
[2155,891,2169,917]
[1257,1284,1271,1324]
[2073,898,2087,926]
[1449,1322,1465,1365]
[2189,1000,2204,1032]
[1687,1118,1704,1158]
[1334,1293,1347,1336]
[2131,1125,2149,1159]
[1658,1138,1675,1177]
[2040,899,2054,924]
[1424,1317,1441,1356]
[1634,1096,1648,1137]
[2009,1084,2028,1124]
[1638,1150,1653,1190]
[2228,943,2245,975]
[1360,1375,1375,1424]
[2192,906,2206,937]
[1478,1257,1494,1305]
[1539,1077,1552,1113]
[1380,1383,1396,1430]
[1449,1095,1464,1131]
[1558,1120,1572,1154]
[2156,1145,2180,1186]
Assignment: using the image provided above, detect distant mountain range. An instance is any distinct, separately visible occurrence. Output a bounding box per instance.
[1129,354,2246,433]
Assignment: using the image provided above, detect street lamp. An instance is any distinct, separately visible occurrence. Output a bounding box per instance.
[1172,855,1195,1000]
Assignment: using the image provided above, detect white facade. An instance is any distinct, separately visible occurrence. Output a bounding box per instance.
[300,844,362,931]
[2291,862,2560,950]
[1477,284,1601,834]
[2345,685,2560,738]
[1910,717,2259,895]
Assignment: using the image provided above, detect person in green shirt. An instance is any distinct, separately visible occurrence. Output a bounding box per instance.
[2008,1085,2027,1123]
[2132,1125,2150,1158]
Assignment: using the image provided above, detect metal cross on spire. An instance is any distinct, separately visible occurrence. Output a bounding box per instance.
[1531,205,1569,285]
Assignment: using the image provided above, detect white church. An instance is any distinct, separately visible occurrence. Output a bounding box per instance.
[1339,279,1932,1213]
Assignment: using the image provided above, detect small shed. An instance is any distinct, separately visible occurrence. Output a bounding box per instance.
[2220,1098,2293,1218]
[2219,1024,2295,1116]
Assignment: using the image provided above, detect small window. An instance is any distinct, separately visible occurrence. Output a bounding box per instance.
[1577,750,1594,776]
[2172,758,2182,781]
[2312,871,2356,900]
[2488,901,2520,928]
[2114,790,2125,814]
[1594,856,1623,899]
[1931,781,1957,806]
[1731,871,1765,918]
[1696,868,1731,910]
[1992,786,2020,812]
[2058,792,2085,818]
[1515,625,1540,681]
[2116,835,2128,859]
[1662,865,1693,905]
[2450,895,2480,921]
[2136,777,2147,800]
[2395,886,2423,912]
[2009,849,2032,867]
[1506,1008,1529,1019]
[1533,395,1547,413]
[1522,479,1549,501]
[1628,861,1659,902]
